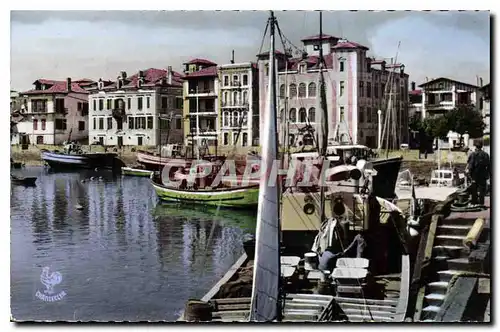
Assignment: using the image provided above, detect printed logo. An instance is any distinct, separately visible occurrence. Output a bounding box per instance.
[35,266,67,302]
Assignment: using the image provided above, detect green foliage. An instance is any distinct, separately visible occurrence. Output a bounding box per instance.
[409,114,424,132]
[422,104,485,140]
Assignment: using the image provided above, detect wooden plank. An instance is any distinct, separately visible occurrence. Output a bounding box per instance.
[477,278,490,294]
[394,255,411,322]
[434,277,477,322]
[212,297,251,305]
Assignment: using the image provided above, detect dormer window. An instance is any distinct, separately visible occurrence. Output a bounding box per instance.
[98,81,104,90]
[299,63,307,74]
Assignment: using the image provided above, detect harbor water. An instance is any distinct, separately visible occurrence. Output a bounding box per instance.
[10,167,256,321]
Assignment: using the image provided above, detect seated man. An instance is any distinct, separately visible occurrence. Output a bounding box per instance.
[318,246,344,272]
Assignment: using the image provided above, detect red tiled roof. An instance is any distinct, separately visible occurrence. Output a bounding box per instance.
[418,77,479,89]
[370,60,386,65]
[386,63,404,69]
[301,34,338,42]
[288,53,334,71]
[184,58,217,66]
[23,80,89,95]
[183,66,218,79]
[123,68,183,88]
[33,79,58,85]
[409,90,422,95]
[331,40,369,51]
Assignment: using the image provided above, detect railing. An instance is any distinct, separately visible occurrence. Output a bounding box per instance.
[222,102,249,107]
[188,108,216,114]
[187,89,216,95]
[31,108,48,114]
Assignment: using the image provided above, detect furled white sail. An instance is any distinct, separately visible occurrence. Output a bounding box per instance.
[249,12,281,322]
[315,60,328,156]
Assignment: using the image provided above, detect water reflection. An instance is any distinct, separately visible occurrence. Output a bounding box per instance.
[11,168,255,321]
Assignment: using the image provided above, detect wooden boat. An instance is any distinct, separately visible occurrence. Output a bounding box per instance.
[151,173,259,209]
[11,174,37,186]
[121,166,153,177]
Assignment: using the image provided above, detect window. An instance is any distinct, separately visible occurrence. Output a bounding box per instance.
[32,99,47,113]
[117,119,123,130]
[340,60,345,72]
[41,119,46,130]
[299,64,306,74]
[147,116,154,129]
[161,97,168,109]
[242,133,248,146]
[233,91,239,105]
[175,118,181,129]
[107,99,112,110]
[308,107,315,123]
[289,108,297,122]
[265,64,269,76]
[36,136,44,144]
[78,121,85,131]
[55,119,67,130]
[359,107,364,123]
[138,97,143,110]
[127,98,131,110]
[243,75,248,86]
[340,106,345,122]
[78,102,83,111]
[298,83,306,98]
[98,118,104,130]
[289,84,297,98]
[308,82,316,97]
[204,81,210,91]
[367,107,372,123]
[99,99,104,111]
[243,91,248,104]
[223,92,229,105]
[175,98,183,109]
[374,84,379,98]
[223,132,229,145]
[33,119,38,130]
[223,111,229,127]
[138,117,146,129]
[55,99,65,113]
[232,112,239,127]
[367,82,372,98]
[93,99,96,111]
[233,75,239,84]
[93,118,96,129]
[129,117,134,129]
[381,83,386,96]
[340,81,345,96]
[359,81,364,97]
[299,108,307,123]
[224,75,229,86]
[242,111,248,126]
[279,85,286,99]
[146,97,150,109]
[81,103,89,116]
[107,117,112,130]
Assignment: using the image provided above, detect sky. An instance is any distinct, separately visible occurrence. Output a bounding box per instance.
[10,10,490,91]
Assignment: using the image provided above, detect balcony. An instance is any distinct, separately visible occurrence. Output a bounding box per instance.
[112,107,126,118]
[221,101,249,108]
[186,89,217,97]
[55,107,68,115]
[187,108,217,116]
[30,108,48,114]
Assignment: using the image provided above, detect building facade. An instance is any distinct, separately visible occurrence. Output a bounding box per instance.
[257,34,410,149]
[479,83,490,137]
[219,62,259,147]
[182,59,220,149]
[418,77,481,147]
[87,68,184,147]
[13,78,91,145]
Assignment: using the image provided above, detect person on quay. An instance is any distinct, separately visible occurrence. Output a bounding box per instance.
[466,140,491,208]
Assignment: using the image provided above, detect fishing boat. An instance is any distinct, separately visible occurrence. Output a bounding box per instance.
[41,142,122,171]
[151,170,259,209]
[11,174,37,186]
[121,166,153,177]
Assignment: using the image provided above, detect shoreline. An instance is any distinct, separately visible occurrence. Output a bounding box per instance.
[11,145,468,179]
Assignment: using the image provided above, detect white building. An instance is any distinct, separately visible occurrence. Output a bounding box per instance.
[479,83,490,137]
[12,78,91,145]
[418,77,481,148]
[87,68,184,147]
[219,62,259,147]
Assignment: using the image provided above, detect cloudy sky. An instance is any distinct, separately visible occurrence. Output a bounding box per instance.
[11,10,490,91]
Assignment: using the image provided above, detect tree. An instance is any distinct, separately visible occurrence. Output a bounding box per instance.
[409,114,424,132]
[423,116,449,140]
[446,104,485,141]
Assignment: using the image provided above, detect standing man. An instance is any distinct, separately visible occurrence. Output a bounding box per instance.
[466,140,491,207]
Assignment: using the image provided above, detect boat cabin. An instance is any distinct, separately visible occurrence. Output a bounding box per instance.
[290,144,375,165]
[429,169,461,187]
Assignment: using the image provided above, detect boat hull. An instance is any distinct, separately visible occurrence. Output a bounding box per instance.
[121,167,153,177]
[371,156,403,199]
[41,150,121,171]
[151,179,259,209]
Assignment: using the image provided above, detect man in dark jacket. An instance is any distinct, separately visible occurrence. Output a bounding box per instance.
[466,141,491,206]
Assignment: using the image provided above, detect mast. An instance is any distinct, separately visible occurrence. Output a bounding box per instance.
[249,10,282,322]
[315,11,328,223]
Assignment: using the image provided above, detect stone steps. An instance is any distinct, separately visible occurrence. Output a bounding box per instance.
[436,225,470,237]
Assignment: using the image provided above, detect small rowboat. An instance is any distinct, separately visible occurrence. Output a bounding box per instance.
[11,174,37,186]
[121,167,153,177]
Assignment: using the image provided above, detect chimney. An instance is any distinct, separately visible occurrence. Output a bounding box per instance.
[66,77,72,92]
[138,70,144,79]
[411,81,416,91]
[167,66,173,85]
[121,71,127,79]
[231,50,235,64]
[117,75,122,89]
[480,77,483,87]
